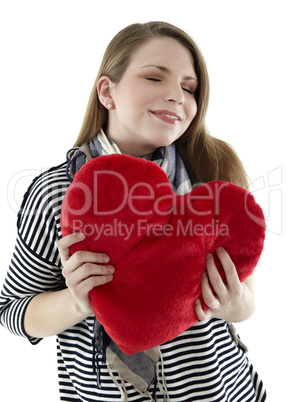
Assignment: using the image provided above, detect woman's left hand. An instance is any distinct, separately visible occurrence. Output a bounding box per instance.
[195,247,256,323]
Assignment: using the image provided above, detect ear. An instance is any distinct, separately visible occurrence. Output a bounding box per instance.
[97,76,115,110]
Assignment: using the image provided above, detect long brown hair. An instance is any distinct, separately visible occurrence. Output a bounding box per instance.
[74,21,248,188]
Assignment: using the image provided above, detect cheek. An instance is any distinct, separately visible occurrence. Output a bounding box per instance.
[186,99,198,124]
[112,80,136,107]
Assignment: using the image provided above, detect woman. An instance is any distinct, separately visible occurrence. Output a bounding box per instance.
[0,21,266,401]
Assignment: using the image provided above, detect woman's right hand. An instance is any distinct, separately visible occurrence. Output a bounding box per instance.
[57,233,115,317]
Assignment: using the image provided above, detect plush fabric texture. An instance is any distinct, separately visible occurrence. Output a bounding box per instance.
[61,154,266,355]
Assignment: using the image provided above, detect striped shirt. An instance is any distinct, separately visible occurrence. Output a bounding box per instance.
[0,162,266,401]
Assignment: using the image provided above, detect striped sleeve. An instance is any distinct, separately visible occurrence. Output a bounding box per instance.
[0,163,70,343]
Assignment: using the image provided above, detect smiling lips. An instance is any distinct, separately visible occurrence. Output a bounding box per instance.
[150,110,182,125]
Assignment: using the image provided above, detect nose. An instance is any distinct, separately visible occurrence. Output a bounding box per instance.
[164,84,184,105]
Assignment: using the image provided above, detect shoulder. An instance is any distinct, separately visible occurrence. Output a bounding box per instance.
[17,162,70,235]
[18,162,69,217]
[15,162,71,264]
[21,161,69,198]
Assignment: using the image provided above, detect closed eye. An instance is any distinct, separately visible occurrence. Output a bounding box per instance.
[182,87,195,95]
[146,77,195,95]
[146,77,161,82]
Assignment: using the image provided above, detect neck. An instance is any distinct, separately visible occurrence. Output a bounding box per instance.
[106,135,158,157]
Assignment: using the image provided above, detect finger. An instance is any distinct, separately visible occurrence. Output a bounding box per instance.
[215,247,240,290]
[206,253,227,297]
[58,233,110,266]
[201,270,220,309]
[57,233,85,262]
[72,263,115,284]
[195,299,211,321]
[72,273,114,301]
[70,250,110,269]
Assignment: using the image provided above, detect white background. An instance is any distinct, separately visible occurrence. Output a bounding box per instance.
[0,0,288,400]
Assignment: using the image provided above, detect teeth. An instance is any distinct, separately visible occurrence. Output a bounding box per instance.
[160,113,178,120]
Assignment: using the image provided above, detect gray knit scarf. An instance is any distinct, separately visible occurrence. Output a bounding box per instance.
[66,130,194,401]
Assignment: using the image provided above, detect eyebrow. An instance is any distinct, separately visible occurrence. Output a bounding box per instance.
[140,64,198,82]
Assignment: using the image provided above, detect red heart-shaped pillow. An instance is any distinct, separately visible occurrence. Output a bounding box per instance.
[61,154,265,354]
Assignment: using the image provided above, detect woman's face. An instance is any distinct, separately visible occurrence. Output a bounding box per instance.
[106,37,198,156]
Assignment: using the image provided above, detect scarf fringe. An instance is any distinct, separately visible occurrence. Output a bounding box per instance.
[93,340,170,401]
[157,352,170,401]
[228,322,249,353]
[107,364,129,401]
[106,364,166,401]
[92,323,109,389]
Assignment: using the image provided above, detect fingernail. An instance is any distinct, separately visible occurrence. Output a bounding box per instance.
[211,299,220,309]
[75,232,84,238]
[103,255,110,263]
[206,253,212,260]
[216,247,224,252]
[108,266,115,274]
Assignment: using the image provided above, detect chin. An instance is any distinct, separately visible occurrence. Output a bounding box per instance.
[154,136,179,148]
[141,131,183,153]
